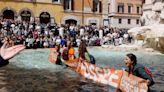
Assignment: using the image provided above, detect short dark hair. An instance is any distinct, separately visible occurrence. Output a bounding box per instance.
[126,53,137,65]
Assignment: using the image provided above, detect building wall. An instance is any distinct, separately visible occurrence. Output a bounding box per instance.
[0,0,63,23]
[102,0,110,26]
[0,0,103,26]
[73,0,102,13]
[36,0,52,3]
[116,0,142,14]
[62,12,102,26]
[110,17,140,28]
[108,0,142,28]
[63,0,103,26]
[109,0,142,14]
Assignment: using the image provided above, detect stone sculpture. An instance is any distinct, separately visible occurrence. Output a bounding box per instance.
[129,0,164,53]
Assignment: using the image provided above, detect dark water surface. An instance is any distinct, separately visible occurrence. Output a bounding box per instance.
[0,47,163,92]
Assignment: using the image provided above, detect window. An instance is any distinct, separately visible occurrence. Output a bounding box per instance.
[137,6,140,14]
[40,12,50,24]
[128,19,131,24]
[21,10,31,22]
[128,6,132,13]
[136,19,139,24]
[117,4,124,13]
[108,3,110,14]
[63,0,74,10]
[92,0,99,12]
[52,0,60,3]
[99,1,102,13]
[118,18,122,24]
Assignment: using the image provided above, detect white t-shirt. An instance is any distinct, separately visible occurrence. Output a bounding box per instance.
[56,38,61,44]
[99,30,103,39]
[80,28,84,36]
[59,27,64,37]
[119,37,123,44]
[124,34,129,39]
[76,39,81,46]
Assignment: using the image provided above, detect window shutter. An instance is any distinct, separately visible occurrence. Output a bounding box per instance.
[92,0,95,12]
[63,0,66,10]
[92,0,99,12]
[71,0,74,10]
[99,1,102,13]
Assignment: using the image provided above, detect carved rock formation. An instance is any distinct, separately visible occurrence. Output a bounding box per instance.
[129,0,164,53]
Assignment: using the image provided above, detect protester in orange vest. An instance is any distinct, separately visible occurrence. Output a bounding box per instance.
[67,40,76,61]
[9,38,14,47]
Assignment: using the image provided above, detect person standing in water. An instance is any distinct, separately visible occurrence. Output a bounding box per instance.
[54,44,62,65]
[78,40,95,64]
[67,40,76,61]
[124,53,154,91]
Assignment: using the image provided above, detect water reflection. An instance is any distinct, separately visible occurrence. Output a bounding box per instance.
[0,48,163,92]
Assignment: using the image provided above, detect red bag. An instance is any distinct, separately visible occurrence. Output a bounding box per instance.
[144,66,155,84]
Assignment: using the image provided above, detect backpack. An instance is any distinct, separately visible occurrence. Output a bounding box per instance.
[144,66,155,85]
[89,54,96,64]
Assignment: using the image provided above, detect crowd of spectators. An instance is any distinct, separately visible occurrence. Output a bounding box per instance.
[0,18,133,49]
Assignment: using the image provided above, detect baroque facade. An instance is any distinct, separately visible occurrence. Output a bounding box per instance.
[0,0,62,24]
[108,0,143,28]
[0,0,103,26]
[141,0,164,26]
[62,0,103,26]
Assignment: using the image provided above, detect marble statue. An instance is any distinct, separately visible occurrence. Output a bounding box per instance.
[129,0,164,53]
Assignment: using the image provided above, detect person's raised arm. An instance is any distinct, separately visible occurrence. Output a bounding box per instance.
[0,41,25,67]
